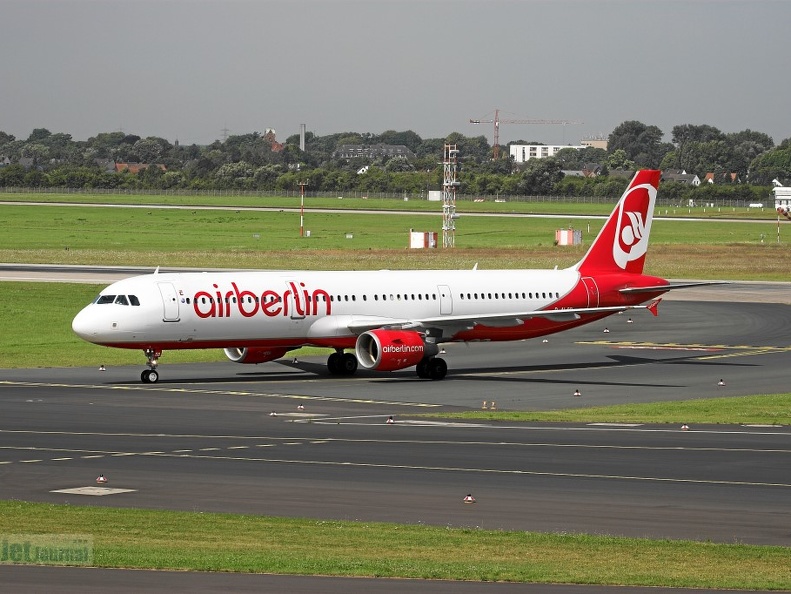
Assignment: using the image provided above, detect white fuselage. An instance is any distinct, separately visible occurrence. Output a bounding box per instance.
[72,268,583,350]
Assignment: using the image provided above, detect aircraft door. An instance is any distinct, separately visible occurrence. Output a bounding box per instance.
[437,285,453,315]
[581,277,600,308]
[157,282,180,322]
[285,279,306,321]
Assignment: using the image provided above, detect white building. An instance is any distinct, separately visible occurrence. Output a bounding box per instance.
[509,144,585,163]
[773,180,791,215]
[580,135,608,150]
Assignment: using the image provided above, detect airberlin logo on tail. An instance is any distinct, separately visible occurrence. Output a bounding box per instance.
[612,183,656,270]
[193,281,331,319]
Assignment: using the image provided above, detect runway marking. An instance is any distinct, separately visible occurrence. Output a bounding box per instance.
[0,380,441,408]
[579,340,791,360]
[130,451,791,489]
[51,487,136,496]
[2,434,790,453]
[588,423,643,427]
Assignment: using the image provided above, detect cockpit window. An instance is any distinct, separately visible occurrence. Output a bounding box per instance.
[94,294,139,305]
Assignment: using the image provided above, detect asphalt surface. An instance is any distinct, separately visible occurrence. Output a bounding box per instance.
[1,282,790,592]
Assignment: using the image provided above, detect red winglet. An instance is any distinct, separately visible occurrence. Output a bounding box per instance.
[647,298,661,316]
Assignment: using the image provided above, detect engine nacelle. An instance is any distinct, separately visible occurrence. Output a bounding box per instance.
[223,347,289,364]
[355,329,437,372]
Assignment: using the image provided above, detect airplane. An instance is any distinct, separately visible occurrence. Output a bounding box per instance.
[72,169,715,384]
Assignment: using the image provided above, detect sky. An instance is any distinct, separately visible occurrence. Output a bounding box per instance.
[1,0,790,147]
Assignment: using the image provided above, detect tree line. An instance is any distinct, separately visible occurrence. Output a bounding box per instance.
[0,122,789,201]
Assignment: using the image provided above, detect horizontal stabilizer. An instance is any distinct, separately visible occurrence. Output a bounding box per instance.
[619,281,729,294]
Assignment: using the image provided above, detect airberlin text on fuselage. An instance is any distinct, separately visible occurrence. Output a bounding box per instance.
[193,281,332,319]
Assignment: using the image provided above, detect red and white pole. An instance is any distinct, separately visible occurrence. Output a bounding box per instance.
[299,182,305,237]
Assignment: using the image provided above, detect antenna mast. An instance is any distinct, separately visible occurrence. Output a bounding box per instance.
[442,143,459,248]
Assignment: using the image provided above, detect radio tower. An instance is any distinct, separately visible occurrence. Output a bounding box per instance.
[442,144,459,248]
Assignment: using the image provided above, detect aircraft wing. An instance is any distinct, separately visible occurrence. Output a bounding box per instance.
[345,301,661,335]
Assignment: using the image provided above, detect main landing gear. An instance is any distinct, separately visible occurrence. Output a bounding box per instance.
[327,350,358,376]
[416,357,447,380]
[141,348,161,383]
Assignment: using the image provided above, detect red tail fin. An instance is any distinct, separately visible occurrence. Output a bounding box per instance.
[576,170,661,275]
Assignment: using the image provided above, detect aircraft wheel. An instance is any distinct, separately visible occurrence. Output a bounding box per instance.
[340,353,358,375]
[141,369,159,383]
[327,352,342,375]
[428,358,447,380]
[416,358,430,379]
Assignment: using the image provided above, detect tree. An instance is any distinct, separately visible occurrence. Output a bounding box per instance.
[668,125,773,178]
[214,161,255,187]
[27,128,52,143]
[608,121,668,168]
[384,157,415,173]
[515,158,564,195]
[129,138,163,163]
[377,130,422,153]
[0,164,26,186]
[670,124,725,172]
[605,149,635,171]
[748,146,791,185]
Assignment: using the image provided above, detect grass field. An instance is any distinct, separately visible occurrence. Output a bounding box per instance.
[1,501,789,589]
[421,393,791,425]
[0,282,224,368]
[1,191,781,219]
[0,202,790,279]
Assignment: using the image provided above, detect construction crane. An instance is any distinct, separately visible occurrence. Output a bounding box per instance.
[469,109,583,159]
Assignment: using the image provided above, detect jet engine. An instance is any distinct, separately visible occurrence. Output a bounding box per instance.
[355,329,438,372]
[223,347,289,364]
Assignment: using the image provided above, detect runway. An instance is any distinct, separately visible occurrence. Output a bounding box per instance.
[1,299,790,591]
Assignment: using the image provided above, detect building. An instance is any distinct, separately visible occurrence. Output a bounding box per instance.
[114,162,167,174]
[662,170,701,186]
[333,144,416,160]
[773,180,791,216]
[580,135,608,150]
[704,172,740,184]
[509,144,585,163]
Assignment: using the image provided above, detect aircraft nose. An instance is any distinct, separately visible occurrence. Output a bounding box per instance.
[72,307,97,341]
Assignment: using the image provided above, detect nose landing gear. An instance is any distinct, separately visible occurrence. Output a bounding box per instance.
[141,349,161,383]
